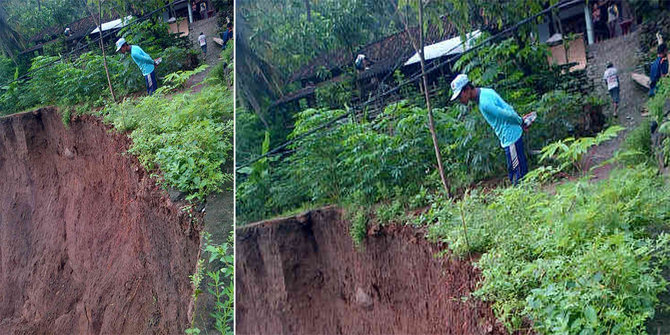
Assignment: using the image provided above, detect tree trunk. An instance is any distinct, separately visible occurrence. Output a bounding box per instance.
[305,0,311,22]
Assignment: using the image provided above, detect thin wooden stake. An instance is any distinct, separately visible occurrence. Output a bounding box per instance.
[393,0,452,198]
[86,0,116,102]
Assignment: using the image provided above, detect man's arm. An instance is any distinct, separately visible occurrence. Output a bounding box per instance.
[134,47,155,65]
[492,93,523,125]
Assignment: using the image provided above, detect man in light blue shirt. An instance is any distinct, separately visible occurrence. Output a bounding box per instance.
[116,38,158,95]
[450,73,528,184]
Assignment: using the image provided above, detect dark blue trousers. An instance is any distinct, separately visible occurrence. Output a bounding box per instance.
[504,136,528,185]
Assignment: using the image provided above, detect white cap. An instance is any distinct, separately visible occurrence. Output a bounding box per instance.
[115,38,127,52]
[450,73,470,101]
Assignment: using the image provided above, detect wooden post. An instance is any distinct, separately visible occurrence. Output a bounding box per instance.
[392,0,452,198]
[87,0,116,102]
[418,1,452,197]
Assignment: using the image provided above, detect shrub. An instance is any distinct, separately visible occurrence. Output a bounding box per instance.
[100,82,233,201]
[425,167,670,333]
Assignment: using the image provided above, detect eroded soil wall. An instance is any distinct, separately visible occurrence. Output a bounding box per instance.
[0,108,200,334]
[236,206,508,335]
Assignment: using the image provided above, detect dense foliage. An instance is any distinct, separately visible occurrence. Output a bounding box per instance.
[238,0,400,78]
[1,0,86,38]
[237,84,599,223]
[645,77,670,166]
[423,165,670,334]
[99,78,232,201]
[0,19,197,116]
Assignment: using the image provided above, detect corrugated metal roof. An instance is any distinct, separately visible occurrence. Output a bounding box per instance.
[90,16,133,34]
[404,30,481,66]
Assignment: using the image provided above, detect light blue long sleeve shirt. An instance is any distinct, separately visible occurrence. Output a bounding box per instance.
[130,45,155,76]
[477,88,523,148]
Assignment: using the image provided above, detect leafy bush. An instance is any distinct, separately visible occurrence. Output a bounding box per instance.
[315,75,354,109]
[0,56,15,86]
[0,45,193,116]
[100,82,233,201]
[186,231,234,335]
[539,126,625,174]
[620,120,654,166]
[424,166,670,333]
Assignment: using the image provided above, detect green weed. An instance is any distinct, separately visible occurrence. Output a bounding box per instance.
[425,166,670,333]
[100,82,233,201]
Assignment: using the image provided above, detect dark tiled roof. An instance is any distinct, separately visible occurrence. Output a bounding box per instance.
[28,13,119,45]
[289,21,457,83]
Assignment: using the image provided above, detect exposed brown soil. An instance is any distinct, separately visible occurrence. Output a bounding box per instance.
[0,108,200,334]
[236,206,509,335]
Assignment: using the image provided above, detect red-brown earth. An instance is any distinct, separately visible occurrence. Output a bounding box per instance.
[236,206,510,335]
[0,108,200,334]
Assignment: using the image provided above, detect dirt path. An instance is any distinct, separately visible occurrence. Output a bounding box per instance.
[186,15,227,89]
[585,31,649,180]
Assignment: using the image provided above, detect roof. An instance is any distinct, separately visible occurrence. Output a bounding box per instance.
[90,16,133,34]
[404,30,481,65]
[26,12,120,51]
[288,21,457,83]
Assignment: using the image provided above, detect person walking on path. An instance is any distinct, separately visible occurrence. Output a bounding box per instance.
[199,32,207,57]
[450,74,532,185]
[116,38,159,95]
[603,62,620,117]
[649,43,668,97]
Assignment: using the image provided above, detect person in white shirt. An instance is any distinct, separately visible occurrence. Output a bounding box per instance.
[603,62,620,117]
[198,32,207,57]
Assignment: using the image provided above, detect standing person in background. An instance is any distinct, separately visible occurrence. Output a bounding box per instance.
[592,4,602,43]
[199,32,207,57]
[200,2,208,20]
[603,62,620,118]
[450,74,533,185]
[607,1,619,38]
[192,1,200,21]
[222,22,233,48]
[116,38,159,95]
[649,43,668,97]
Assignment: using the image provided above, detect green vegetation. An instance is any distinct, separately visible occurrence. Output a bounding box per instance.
[237,1,670,333]
[0,18,197,116]
[645,77,670,167]
[186,231,234,335]
[539,126,624,175]
[423,165,670,334]
[99,81,232,201]
[237,85,603,224]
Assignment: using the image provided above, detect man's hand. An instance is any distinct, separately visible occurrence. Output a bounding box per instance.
[522,112,537,131]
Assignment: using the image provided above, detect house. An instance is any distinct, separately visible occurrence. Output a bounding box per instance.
[536,0,635,46]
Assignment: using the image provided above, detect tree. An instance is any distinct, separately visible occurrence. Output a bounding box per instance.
[0,1,25,62]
